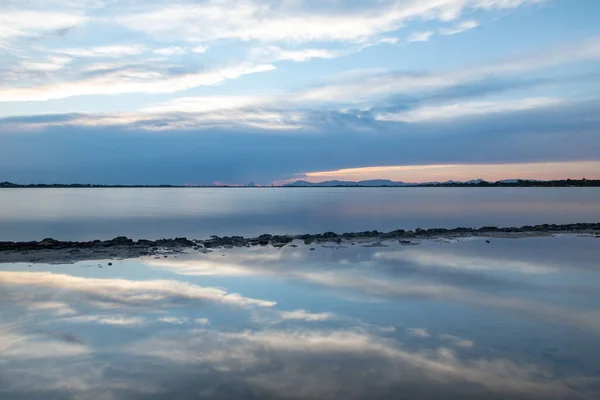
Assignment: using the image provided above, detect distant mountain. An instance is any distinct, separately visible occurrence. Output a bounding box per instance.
[283,178,598,187]
[284,179,409,187]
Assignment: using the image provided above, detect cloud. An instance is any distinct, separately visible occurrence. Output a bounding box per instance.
[280,309,335,321]
[116,0,543,44]
[377,97,565,123]
[374,250,558,274]
[0,328,90,359]
[407,31,435,42]
[55,45,146,58]
[141,95,272,114]
[64,315,146,325]
[126,327,591,398]
[440,20,479,35]
[291,269,600,333]
[407,328,431,338]
[0,62,275,102]
[0,271,276,308]
[251,46,337,63]
[297,161,600,183]
[136,249,600,334]
[26,301,77,316]
[191,46,208,54]
[21,56,72,71]
[0,10,86,40]
[154,46,187,56]
[156,316,209,325]
[439,334,475,348]
[144,257,279,276]
[295,37,600,103]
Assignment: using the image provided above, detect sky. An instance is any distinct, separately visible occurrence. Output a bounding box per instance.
[1,0,600,185]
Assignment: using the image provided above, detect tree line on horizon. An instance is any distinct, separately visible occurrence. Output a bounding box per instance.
[1,179,599,188]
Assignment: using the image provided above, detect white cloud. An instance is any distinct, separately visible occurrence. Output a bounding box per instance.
[294,37,600,104]
[154,46,187,56]
[65,315,145,325]
[439,334,475,348]
[407,328,431,338]
[55,45,146,57]
[377,97,564,122]
[156,316,209,325]
[191,46,208,54]
[378,37,399,44]
[374,250,558,274]
[439,20,479,35]
[289,269,600,333]
[2,108,307,132]
[0,328,90,359]
[158,316,190,325]
[116,0,543,44]
[141,95,271,114]
[280,309,335,321]
[0,63,275,102]
[26,301,77,316]
[127,327,586,398]
[21,56,72,71]
[0,11,86,40]
[407,31,435,42]
[252,46,337,62]
[0,271,276,308]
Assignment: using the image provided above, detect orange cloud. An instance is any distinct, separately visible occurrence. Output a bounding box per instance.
[280,161,600,184]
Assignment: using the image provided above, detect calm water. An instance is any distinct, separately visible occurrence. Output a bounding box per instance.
[1,236,600,399]
[1,187,599,241]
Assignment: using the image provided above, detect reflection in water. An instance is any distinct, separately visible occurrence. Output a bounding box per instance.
[1,236,600,399]
[1,187,600,240]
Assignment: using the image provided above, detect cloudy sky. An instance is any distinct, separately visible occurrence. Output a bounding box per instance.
[1,0,599,185]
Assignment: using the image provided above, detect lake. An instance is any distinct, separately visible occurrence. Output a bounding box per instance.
[1,236,600,399]
[1,187,599,241]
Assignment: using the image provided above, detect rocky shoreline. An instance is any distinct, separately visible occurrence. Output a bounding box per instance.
[1,223,599,264]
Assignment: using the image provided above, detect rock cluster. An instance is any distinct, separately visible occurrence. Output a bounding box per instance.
[1,223,599,253]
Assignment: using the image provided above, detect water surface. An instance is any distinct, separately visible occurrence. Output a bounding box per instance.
[1,187,599,241]
[1,236,600,399]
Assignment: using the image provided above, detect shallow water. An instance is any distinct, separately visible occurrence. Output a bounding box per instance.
[1,187,599,241]
[1,236,600,399]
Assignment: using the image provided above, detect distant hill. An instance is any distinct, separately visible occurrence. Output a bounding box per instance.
[285,179,409,187]
[284,179,600,187]
[1,179,599,188]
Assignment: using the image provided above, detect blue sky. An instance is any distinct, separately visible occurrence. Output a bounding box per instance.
[1,0,600,184]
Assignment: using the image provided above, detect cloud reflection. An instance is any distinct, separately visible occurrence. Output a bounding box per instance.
[126,328,594,399]
[0,271,276,308]
[143,240,600,333]
[2,236,600,399]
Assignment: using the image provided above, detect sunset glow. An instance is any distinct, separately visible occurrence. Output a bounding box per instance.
[285,161,600,184]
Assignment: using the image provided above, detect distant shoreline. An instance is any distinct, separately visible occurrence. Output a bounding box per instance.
[1,179,600,188]
[1,222,598,264]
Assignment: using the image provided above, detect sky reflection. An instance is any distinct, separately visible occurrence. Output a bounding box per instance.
[1,236,600,399]
[1,187,599,241]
